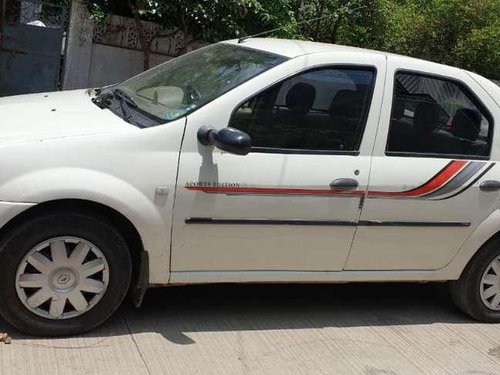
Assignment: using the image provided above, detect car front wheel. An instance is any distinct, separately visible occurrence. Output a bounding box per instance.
[0,211,132,336]
[450,236,500,322]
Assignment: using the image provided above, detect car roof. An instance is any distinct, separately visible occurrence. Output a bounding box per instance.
[222,38,470,76]
[223,38,389,59]
[222,38,498,95]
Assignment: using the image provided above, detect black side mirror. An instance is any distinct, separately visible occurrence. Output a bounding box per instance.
[197,126,252,156]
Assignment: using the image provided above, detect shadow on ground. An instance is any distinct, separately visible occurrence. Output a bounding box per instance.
[1,282,474,344]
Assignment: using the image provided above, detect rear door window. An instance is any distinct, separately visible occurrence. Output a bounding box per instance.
[386,72,493,158]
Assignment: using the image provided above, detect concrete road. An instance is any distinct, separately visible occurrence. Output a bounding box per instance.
[1,283,500,375]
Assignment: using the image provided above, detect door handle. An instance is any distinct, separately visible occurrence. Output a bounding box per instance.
[480,180,500,192]
[329,178,359,190]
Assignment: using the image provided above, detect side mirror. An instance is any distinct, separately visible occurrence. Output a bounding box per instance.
[197,126,252,156]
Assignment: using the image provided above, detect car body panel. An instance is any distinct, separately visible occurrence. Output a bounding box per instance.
[345,55,500,270]
[0,90,132,146]
[0,113,186,283]
[0,39,499,286]
[170,51,386,272]
[222,38,387,59]
[467,71,500,109]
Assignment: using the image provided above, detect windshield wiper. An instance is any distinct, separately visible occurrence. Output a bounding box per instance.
[92,91,113,108]
[112,88,140,125]
[91,87,148,128]
[94,83,118,96]
[114,88,137,107]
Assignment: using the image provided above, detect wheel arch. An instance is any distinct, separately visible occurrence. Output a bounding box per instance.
[443,209,500,279]
[0,199,149,301]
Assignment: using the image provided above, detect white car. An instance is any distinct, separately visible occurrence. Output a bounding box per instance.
[0,38,499,336]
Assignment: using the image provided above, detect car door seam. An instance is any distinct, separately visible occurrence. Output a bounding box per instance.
[341,53,389,270]
[167,117,188,283]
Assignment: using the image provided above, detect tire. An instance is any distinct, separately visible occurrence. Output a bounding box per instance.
[450,236,500,322]
[0,211,132,336]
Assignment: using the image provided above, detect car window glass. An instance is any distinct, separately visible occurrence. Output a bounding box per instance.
[387,72,492,158]
[229,68,375,152]
[108,44,288,124]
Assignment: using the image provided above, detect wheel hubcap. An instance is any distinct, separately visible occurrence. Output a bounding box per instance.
[480,255,500,311]
[15,237,110,320]
[50,268,78,292]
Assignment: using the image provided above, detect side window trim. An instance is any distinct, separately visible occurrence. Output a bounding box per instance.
[385,152,490,161]
[228,64,378,156]
[251,147,360,156]
[385,69,494,160]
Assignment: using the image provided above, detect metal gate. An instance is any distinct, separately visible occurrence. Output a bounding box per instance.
[0,0,69,97]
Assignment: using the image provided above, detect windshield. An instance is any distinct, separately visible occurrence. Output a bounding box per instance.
[98,43,288,127]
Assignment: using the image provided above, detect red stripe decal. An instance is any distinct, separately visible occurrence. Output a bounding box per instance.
[185,160,470,198]
[368,160,467,197]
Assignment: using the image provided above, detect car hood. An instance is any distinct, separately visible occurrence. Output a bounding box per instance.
[0,89,135,146]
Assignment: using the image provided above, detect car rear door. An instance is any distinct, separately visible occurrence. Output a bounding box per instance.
[345,55,500,271]
[170,52,386,280]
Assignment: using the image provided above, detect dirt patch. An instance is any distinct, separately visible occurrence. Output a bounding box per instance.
[0,332,11,344]
[488,345,500,359]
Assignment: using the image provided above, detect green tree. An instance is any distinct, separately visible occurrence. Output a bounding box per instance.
[454,21,500,79]
[377,0,500,79]
[84,0,297,69]
[82,0,500,79]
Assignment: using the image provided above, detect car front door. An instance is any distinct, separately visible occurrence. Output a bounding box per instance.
[345,56,500,271]
[170,53,386,280]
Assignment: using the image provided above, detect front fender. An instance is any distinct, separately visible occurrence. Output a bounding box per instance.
[0,167,172,283]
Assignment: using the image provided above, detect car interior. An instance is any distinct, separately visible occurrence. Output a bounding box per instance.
[230,69,374,151]
[387,74,490,157]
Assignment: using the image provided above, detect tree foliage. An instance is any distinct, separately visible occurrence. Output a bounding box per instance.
[82,0,500,79]
[375,0,500,79]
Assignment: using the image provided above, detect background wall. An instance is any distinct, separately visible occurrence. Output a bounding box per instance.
[61,0,500,91]
[86,44,170,88]
[63,0,182,90]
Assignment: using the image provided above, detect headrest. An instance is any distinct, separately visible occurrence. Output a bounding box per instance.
[286,82,316,116]
[329,90,363,118]
[414,102,440,132]
[451,108,481,141]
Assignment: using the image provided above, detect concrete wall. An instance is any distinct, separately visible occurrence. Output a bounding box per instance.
[63,0,178,90]
[62,0,94,89]
[87,45,171,88]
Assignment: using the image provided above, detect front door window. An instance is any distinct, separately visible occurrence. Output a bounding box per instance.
[230,67,376,153]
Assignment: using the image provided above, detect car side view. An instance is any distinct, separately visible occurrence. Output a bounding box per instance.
[0,38,499,336]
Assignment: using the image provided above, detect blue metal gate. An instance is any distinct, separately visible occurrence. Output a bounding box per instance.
[0,0,69,97]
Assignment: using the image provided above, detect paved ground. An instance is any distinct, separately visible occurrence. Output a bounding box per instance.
[0,282,500,374]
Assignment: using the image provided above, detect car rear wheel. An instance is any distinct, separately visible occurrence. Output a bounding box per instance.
[450,236,500,322]
[0,211,132,336]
